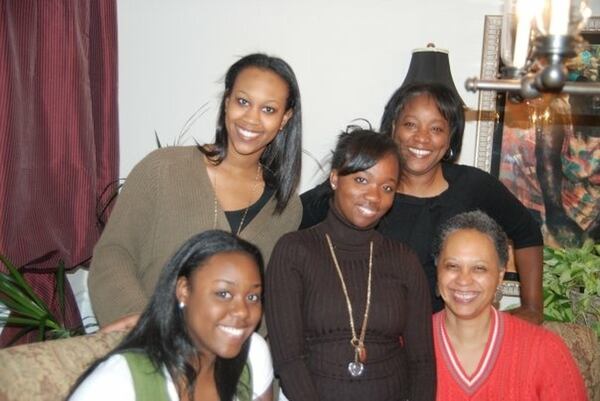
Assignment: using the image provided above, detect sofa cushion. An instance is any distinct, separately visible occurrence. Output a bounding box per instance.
[0,331,125,401]
[543,321,600,401]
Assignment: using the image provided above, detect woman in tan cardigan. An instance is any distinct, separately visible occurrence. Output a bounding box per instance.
[89,53,303,328]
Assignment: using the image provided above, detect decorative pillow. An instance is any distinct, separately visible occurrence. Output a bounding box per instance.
[543,321,600,401]
[0,331,126,401]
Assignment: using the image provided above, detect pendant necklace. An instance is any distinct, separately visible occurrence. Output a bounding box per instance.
[212,164,262,235]
[325,233,373,377]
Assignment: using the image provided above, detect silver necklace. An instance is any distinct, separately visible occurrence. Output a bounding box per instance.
[212,164,261,235]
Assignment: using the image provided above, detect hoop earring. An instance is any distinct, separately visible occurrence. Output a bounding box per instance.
[443,148,454,161]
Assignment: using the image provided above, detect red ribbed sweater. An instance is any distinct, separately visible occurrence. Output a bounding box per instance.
[433,309,588,401]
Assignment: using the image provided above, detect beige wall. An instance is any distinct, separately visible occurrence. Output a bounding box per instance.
[117,0,503,191]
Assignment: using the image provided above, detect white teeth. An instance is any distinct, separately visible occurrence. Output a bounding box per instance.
[453,291,478,302]
[218,326,244,337]
[408,147,432,157]
[358,206,376,216]
[238,128,260,140]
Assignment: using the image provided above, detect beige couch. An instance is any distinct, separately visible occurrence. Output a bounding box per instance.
[543,322,600,401]
[0,331,125,401]
[0,323,598,401]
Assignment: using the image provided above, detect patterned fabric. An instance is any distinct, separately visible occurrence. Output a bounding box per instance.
[499,95,600,246]
[499,124,544,213]
[0,331,125,401]
[561,132,600,230]
[543,321,600,401]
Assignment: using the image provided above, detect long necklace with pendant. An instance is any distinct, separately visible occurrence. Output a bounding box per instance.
[325,233,373,378]
[212,164,261,235]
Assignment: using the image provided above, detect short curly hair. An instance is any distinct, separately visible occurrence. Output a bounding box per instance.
[433,210,509,268]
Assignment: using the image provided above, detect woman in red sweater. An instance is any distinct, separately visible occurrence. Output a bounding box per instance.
[432,210,587,401]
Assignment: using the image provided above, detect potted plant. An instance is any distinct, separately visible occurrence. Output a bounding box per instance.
[543,239,600,340]
[0,254,87,344]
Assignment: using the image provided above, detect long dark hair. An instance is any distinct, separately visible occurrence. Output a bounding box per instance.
[200,53,302,214]
[380,82,465,162]
[70,230,264,401]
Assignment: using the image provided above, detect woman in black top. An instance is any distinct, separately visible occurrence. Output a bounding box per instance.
[300,83,544,323]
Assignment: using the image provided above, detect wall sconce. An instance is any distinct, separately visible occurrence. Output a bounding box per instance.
[466,0,600,97]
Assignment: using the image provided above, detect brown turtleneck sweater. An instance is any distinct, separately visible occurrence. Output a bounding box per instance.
[265,207,435,401]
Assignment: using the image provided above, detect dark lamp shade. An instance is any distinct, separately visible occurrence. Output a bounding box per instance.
[400,47,465,106]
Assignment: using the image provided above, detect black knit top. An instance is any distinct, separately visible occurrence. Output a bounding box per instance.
[300,163,543,311]
[265,206,435,401]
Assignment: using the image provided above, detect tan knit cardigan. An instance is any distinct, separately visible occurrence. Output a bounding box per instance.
[89,146,302,326]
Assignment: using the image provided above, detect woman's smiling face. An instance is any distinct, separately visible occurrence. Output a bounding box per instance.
[330,152,399,228]
[437,229,505,323]
[176,251,262,364]
[393,93,451,179]
[224,66,292,159]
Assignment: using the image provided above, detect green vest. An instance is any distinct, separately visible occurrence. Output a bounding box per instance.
[122,352,253,401]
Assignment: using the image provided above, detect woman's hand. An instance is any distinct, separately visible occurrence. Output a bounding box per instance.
[99,313,140,333]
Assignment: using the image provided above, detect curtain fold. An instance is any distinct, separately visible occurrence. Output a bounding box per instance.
[0,0,119,345]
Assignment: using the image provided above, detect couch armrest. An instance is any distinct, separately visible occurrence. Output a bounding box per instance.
[0,331,126,401]
[543,321,600,401]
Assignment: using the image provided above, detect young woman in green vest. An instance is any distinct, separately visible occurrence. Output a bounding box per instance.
[70,230,273,401]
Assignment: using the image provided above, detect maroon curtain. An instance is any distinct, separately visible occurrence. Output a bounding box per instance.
[0,0,119,345]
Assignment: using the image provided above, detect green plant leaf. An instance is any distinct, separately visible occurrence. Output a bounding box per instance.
[154,130,162,149]
[50,328,73,339]
[0,255,49,312]
[0,299,45,320]
[0,254,66,338]
[558,270,572,283]
[1,315,43,326]
[38,319,47,341]
[543,242,600,340]
[56,260,65,323]
[0,279,47,318]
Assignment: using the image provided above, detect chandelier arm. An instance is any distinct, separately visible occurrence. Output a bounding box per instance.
[466,78,600,96]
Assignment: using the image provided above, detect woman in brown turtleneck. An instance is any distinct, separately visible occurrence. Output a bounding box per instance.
[265,129,435,401]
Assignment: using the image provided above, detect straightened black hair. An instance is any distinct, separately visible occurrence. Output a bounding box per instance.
[433,210,509,268]
[380,82,465,162]
[69,230,264,401]
[331,128,400,177]
[199,53,302,214]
